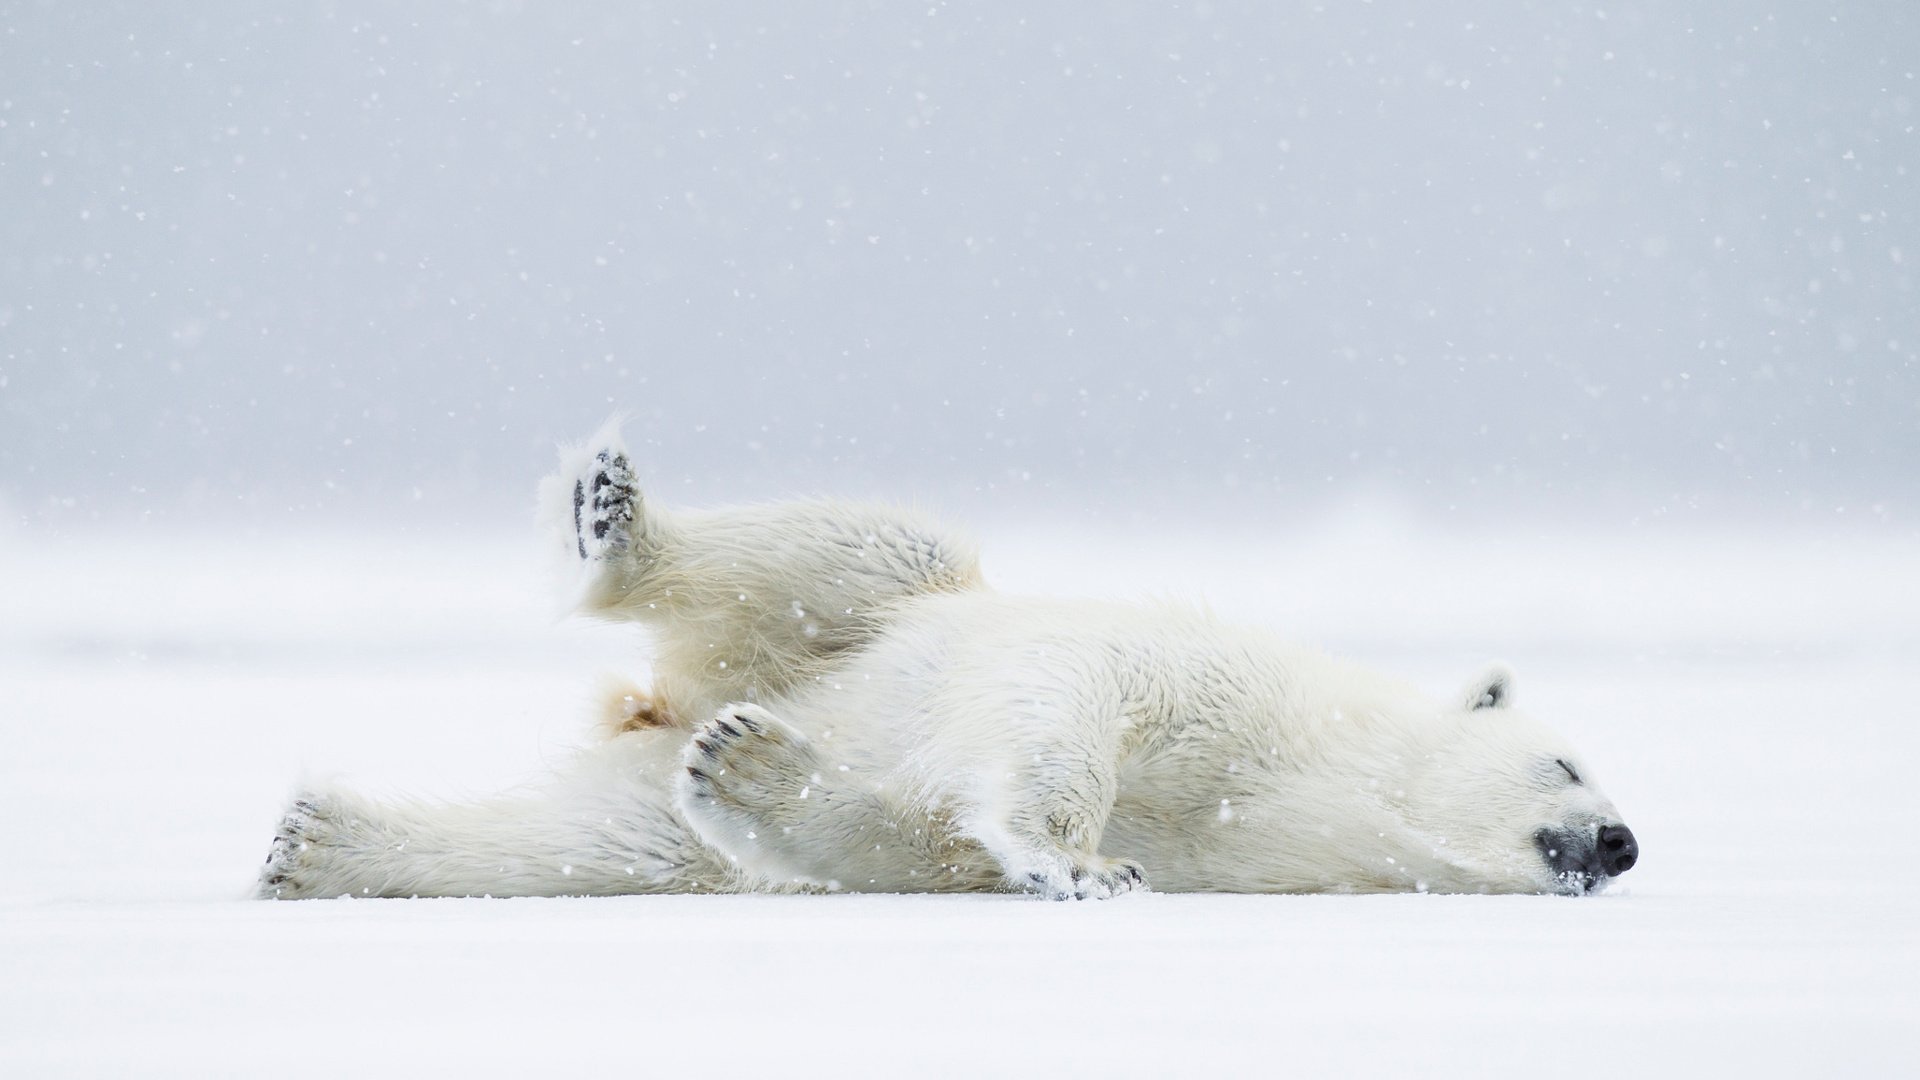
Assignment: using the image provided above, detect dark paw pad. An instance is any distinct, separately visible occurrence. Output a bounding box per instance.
[573,448,639,561]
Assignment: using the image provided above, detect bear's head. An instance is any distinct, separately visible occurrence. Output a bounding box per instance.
[1394,664,1638,895]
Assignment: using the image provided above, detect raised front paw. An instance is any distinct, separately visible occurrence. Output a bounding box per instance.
[674,703,847,884]
[572,445,638,562]
[1018,853,1149,901]
[679,704,820,819]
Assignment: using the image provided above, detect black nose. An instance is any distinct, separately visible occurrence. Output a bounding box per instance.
[1598,823,1638,876]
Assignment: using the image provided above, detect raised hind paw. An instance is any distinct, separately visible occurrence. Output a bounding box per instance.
[545,426,661,613]
[571,444,639,563]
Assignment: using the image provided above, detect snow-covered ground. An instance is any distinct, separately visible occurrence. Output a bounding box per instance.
[2,522,1915,1076]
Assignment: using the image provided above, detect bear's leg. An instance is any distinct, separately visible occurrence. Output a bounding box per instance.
[963,732,1148,901]
[674,704,1000,893]
[256,731,740,899]
[548,424,982,630]
[547,424,675,616]
[545,423,986,719]
[979,829,1148,902]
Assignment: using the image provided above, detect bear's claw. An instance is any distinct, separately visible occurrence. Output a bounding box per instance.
[1019,853,1150,901]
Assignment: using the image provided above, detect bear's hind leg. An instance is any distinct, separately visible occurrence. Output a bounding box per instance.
[546,425,673,617]
[257,732,736,898]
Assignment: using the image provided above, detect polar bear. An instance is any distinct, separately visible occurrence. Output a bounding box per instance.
[258,426,1639,900]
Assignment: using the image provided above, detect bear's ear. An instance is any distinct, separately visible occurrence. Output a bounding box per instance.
[1461,664,1516,711]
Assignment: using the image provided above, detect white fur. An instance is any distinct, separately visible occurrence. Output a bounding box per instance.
[258,426,1631,900]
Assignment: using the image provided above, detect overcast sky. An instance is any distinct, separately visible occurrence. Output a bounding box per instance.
[3,2,1914,533]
